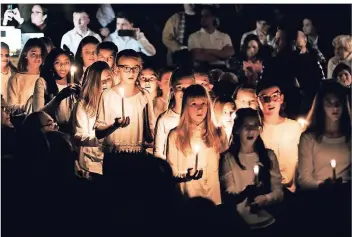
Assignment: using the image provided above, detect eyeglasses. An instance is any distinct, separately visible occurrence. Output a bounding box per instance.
[258,90,282,103]
[118,65,141,74]
[1,106,11,114]
[42,122,59,130]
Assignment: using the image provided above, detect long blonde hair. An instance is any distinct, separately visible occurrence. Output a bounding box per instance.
[81,61,112,117]
[175,84,222,156]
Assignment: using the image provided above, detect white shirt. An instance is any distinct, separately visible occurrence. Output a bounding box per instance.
[61,28,102,55]
[104,30,156,56]
[240,29,274,47]
[327,53,352,78]
[188,28,232,65]
[153,109,180,160]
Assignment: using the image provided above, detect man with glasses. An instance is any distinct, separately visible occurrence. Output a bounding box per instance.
[104,11,156,56]
[256,81,302,192]
[61,8,101,56]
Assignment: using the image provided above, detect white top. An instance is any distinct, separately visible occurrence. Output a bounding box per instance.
[104,30,156,56]
[94,87,156,153]
[1,70,13,102]
[7,73,39,113]
[32,77,73,124]
[240,29,274,47]
[153,96,168,121]
[297,133,351,190]
[166,127,228,205]
[220,150,283,229]
[153,109,180,160]
[327,53,352,78]
[188,28,233,65]
[72,101,103,174]
[260,118,302,192]
[61,28,102,55]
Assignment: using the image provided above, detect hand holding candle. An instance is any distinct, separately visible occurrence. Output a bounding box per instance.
[119,87,125,119]
[330,159,336,181]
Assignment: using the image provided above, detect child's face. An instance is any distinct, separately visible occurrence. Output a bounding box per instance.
[101,69,113,91]
[139,69,159,94]
[1,47,10,66]
[82,43,97,68]
[194,73,213,92]
[173,77,194,105]
[116,56,142,85]
[257,86,283,116]
[337,69,352,87]
[239,116,261,146]
[97,49,114,68]
[221,102,236,128]
[235,89,258,110]
[188,97,208,124]
[53,54,70,79]
[323,93,343,122]
[26,47,42,70]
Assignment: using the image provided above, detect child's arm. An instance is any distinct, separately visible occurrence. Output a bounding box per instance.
[264,150,284,205]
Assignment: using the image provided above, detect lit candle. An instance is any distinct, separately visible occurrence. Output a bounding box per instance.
[253,164,259,185]
[231,112,237,120]
[330,159,337,181]
[297,118,307,129]
[119,87,125,119]
[70,66,76,86]
[194,144,200,171]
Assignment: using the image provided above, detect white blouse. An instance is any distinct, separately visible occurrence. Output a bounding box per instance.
[72,101,103,174]
[95,87,155,153]
[7,73,39,113]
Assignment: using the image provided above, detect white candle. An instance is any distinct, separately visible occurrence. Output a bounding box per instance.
[194,144,200,170]
[330,159,337,181]
[253,164,259,185]
[70,66,76,86]
[119,87,125,119]
[297,118,307,129]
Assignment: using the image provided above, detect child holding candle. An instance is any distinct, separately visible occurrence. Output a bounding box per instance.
[94,49,155,176]
[154,68,194,160]
[32,48,80,134]
[213,95,236,142]
[297,81,351,190]
[219,108,283,232]
[72,61,113,178]
[139,66,160,101]
[166,84,228,205]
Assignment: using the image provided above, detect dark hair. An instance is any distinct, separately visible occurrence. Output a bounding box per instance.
[115,49,142,65]
[73,7,88,15]
[256,79,282,95]
[306,81,351,142]
[40,36,55,50]
[199,5,218,27]
[332,63,351,79]
[232,84,256,100]
[229,108,272,190]
[17,38,47,73]
[167,67,194,109]
[116,11,134,24]
[241,34,263,60]
[158,67,175,81]
[40,48,73,98]
[74,36,100,80]
[1,42,18,73]
[33,4,48,17]
[97,41,118,57]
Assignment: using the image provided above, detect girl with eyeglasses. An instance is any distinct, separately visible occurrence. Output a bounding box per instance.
[166,84,228,205]
[256,81,302,193]
[1,42,17,103]
[75,36,99,85]
[72,61,113,178]
[94,49,155,176]
[32,48,80,135]
[7,38,47,115]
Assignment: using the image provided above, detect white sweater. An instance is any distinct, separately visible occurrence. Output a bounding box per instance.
[297,132,351,190]
[153,109,180,159]
[72,101,103,174]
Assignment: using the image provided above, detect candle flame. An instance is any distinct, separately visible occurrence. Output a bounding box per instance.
[253,165,259,175]
[70,66,76,74]
[330,159,336,168]
[119,87,124,98]
[194,144,200,154]
[297,118,307,128]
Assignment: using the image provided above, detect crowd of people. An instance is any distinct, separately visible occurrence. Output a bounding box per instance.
[1,3,351,236]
